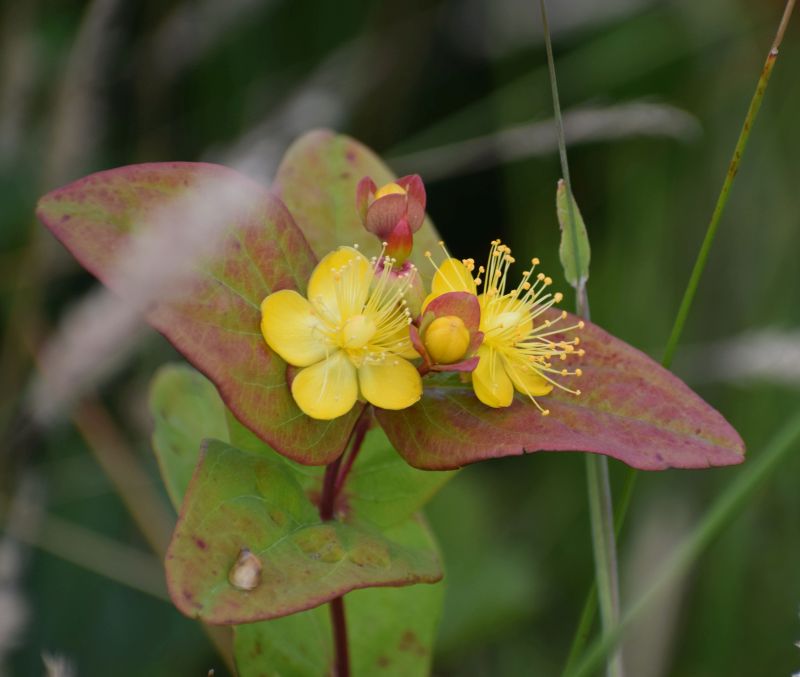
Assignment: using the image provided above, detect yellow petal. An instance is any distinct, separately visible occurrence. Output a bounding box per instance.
[472,345,514,407]
[260,290,328,367]
[291,351,358,420]
[431,258,477,297]
[504,355,553,397]
[358,358,422,410]
[307,247,372,322]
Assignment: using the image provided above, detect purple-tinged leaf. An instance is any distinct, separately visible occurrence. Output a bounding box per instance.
[377,311,745,470]
[37,162,358,465]
[166,439,442,624]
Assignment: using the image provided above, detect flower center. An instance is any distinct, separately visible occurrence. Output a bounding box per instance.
[493,310,523,331]
[341,313,377,350]
[424,315,470,364]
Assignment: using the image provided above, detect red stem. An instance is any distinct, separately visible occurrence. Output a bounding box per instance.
[319,455,342,522]
[318,407,371,677]
[334,409,371,497]
[329,596,350,677]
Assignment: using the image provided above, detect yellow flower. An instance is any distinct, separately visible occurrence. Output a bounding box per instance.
[425,240,583,414]
[260,246,422,420]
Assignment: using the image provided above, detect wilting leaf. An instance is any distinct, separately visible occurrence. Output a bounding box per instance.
[166,440,442,624]
[377,311,745,470]
[556,179,591,288]
[37,163,359,465]
[234,553,444,677]
[273,129,441,279]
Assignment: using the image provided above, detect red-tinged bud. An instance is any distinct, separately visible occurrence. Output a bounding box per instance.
[385,217,413,265]
[356,175,427,240]
[394,174,426,232]
[355,177,377,223]
[416,291,483,373]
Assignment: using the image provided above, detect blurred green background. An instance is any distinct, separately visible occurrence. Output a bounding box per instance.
[1,0,799,675]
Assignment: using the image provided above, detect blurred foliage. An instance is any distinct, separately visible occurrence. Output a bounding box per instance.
[1,0,799,675]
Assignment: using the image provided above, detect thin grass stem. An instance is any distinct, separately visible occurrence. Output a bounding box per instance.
[562,1,796,671]
[567,410,800,677]
[539,1,622,675]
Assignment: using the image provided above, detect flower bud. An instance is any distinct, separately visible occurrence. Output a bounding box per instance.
[424,315,471,364]
[385,217,413,265]
[356,175,426,241]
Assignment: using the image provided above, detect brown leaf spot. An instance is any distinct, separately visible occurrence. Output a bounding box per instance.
[193,536,208,550]
[398,630,427,656]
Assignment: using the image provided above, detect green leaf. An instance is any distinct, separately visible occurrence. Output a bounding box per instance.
[37,162,359,465]
[165,440,442,624]
[228,401,456,529]
[556,179,591,288]
[149,365,229,507]
[234,546,445,676]
[346,429,456,529]
[149,363,456,523]
[148,364,449,673]
[377,310,745,470]
[273,129,442,280]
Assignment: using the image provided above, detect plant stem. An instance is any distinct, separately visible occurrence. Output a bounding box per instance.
[335,408,371,497]
[329,596,351,677]
[319,455,343,522]
[563,469,637,673]
[583,455,623,677]
[562,1,796,671]
[539,1,623,675]
[319,409,371,677]
[661,0,795,369]
[567,410,800,677]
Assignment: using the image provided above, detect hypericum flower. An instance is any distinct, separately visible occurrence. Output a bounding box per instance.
[260,246,422,420]
[425,240,584,414]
